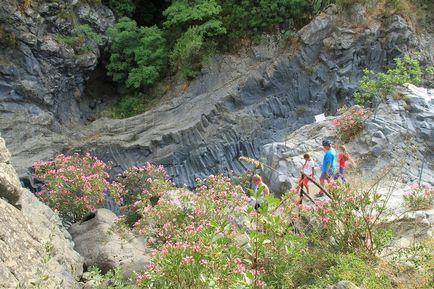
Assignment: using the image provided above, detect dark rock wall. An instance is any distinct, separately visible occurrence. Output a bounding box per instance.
[84,12,427,187]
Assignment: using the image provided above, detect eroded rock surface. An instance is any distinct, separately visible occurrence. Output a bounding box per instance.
[69,208,151,276]
[0,135,83,289]
[0,0,114,179]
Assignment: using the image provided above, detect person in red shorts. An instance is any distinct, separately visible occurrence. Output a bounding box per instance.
[295,153,315,195]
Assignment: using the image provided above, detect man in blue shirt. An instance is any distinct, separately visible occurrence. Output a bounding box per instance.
[317,139,336,197]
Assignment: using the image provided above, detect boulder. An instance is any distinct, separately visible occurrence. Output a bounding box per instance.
[69,208,151,276]
[0,135,83,289]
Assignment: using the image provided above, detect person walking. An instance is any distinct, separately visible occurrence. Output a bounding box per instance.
[250,175,270,210]
[317,139,336,197]
[295,153,315,195]
[333,145,355,183]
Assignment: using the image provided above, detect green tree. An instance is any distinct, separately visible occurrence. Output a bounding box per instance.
[105,0,136,18]
[106,17,167,90]
[220,0,313,40]
[163,0,226,78]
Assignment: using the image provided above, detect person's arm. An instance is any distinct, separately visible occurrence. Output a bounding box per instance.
[311,166,315,177]
[326,162,331,176]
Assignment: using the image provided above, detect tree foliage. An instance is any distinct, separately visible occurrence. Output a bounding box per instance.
[163,0,226,78]
[106,17,167,90]
[353,55,433,104]
[220,0,313,40]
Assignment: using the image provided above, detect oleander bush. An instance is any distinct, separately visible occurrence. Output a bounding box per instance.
[332,106,368,144]
[33,153,125,223]
[403,184,434,210]
[34,158,432,288]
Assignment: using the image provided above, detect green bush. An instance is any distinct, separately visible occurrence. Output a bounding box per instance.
[57,24,102,53]
[111,95,146,118]
[353,55,433,104]
[315,254,393,289]
[107,17,167,90]
[220,0,313,40]
[106,0,135,18]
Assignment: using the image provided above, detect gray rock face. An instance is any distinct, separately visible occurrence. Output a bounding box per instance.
[69,208,151,276]
[0,0,114,174]
[2,7,433,189]
[259,85,434,196]
[0,135,83,289]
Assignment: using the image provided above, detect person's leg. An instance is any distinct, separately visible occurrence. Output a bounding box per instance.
[339,167,346,183]
[303,177,309,194]
[317,172,326,197]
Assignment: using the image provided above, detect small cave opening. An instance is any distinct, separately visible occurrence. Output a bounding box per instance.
[79,60,119,122]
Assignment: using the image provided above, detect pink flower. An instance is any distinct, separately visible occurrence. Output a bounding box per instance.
[146,262,156,270]
[136,274,147,284]
[200,259,208,266]
[182,256,194,265]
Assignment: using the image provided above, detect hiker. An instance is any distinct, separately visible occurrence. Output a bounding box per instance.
[317,139,336,197]
[333,145,356,183]
[250,175,270,209]
[295,153,315,195]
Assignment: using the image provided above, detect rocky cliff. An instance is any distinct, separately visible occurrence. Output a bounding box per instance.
[0,0,114,177]
[1,4,433,187]
[0,134,83,288]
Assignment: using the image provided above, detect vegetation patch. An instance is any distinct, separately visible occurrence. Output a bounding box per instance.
[32,153,434,288]
[353,55,433,105]
[57,24,102,53]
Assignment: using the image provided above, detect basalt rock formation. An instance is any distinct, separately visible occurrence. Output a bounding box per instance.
[1,4,433,188]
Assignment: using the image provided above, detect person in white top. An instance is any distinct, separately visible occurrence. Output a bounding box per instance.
[295,153,315,195]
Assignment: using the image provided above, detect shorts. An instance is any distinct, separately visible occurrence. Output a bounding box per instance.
[320,172,331,181]
[302,176,309,187]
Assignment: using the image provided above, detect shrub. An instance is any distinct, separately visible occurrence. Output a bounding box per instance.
[302,181,394,255]
[107,17,167,90]
[33,153,125,223]
[403,184,434,210]
[106,0,135,18]
[111,95,146,118]
[315,254,393,289]
[0,27,16,48]
[353,55,433,105]
[115,163,175,226]
[85,163,434,288]
[220,0,313,41]
[57,24,103,53]
[332,106,368,143]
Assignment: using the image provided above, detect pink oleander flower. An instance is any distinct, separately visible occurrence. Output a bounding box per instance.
[182,256,194,265]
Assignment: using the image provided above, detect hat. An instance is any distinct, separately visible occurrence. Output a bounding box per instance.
[322,139,332,146]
